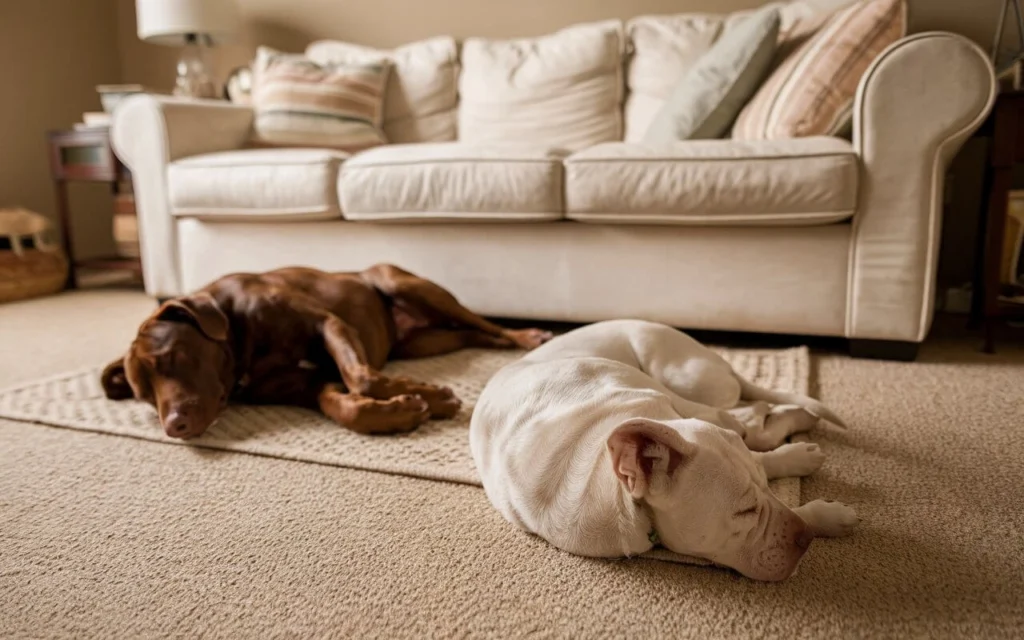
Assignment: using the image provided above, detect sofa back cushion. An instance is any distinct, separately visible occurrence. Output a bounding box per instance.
[643,6,781,142]
[458,20,626,152]
[305,36,459,144]
[250,47,390,152]
[624,14,734,141]
[731,0,908,140]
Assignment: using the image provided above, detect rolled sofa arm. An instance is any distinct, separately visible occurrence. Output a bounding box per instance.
[847,32,996,342]
[111,95,254,298]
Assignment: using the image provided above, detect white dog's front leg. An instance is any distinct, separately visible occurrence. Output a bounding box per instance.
[793,499,860,537]
[754,442,825,479]
[743,405,819,452]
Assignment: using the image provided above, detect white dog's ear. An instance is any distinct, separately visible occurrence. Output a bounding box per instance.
[606,419,695,499]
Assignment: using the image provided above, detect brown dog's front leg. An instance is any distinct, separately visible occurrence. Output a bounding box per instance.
[320,315,461,419]
[361,264,553,350]
[318,385,429,434]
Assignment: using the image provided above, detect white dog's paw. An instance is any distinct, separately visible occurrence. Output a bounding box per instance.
[797,499,860,537]
[774,442,826,477]
[767,406,819,432]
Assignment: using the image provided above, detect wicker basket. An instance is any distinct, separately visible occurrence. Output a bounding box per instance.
[0,208,69,304]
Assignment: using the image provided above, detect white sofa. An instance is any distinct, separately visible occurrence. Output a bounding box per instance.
[111,15,995,360]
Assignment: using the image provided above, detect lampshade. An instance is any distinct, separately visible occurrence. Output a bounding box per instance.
[136,0,240,46]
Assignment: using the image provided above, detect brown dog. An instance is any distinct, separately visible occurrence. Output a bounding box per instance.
[101,263,552,439]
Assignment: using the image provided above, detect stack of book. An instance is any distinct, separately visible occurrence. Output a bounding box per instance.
[999,191,1024,306]
[73,84,151,131]
[73,111,112,131]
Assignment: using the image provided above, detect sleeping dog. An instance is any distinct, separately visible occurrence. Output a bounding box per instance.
[101,263,552,439]
[469,319,858,581]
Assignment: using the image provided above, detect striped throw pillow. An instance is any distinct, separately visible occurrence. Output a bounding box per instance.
[731,0,907,140]
[250,47,390,152]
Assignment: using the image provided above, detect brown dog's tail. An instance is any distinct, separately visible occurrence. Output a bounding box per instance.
[736,376,848,429]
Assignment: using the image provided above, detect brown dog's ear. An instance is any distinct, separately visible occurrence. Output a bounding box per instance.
[155,293,229,342]
[101,357,134,400]
[606,418,695,499]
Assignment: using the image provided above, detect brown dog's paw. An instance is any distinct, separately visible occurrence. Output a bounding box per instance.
[504,328,554,350]
[420,386,463,420]
[377,394,431,433]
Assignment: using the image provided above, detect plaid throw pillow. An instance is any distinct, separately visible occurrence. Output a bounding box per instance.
[731,0,907,140]
[250,47,390,152]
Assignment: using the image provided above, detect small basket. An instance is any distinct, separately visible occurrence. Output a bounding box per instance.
[0,208,69,304]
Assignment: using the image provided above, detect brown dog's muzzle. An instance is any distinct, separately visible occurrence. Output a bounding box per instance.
[160,400,217,440]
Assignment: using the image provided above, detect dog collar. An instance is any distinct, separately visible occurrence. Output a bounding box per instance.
[648,528,661,546]
[640,501,661,547]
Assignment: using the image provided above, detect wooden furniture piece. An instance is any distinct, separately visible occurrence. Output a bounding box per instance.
[47,128,141,289]
[971,89,1024,353]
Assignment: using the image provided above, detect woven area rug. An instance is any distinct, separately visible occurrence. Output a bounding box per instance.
[0,346,809,488]
[0,345,810,561]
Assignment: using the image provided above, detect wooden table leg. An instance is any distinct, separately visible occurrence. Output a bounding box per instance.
[970,159,995,331]
[54,179,76,290]
[981,167,1012,354]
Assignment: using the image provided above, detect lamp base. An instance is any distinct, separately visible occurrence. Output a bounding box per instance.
[173,35,219,99]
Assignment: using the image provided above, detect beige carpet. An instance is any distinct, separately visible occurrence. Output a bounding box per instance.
[1,290,1022,639]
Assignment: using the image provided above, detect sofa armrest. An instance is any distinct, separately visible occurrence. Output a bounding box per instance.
[111,95,254,298]
[847,32,995,342]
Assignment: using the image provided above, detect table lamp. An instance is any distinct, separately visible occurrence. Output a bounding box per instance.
[135,0,241,99]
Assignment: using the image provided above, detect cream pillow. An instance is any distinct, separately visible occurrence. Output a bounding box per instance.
[250,47,390,152]
[458,20,626,152]
[732,0,908,140]
[305,36,459,143]
[643,6,781,141]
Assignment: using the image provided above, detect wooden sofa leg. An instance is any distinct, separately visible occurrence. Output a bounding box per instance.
[849,339,920,362]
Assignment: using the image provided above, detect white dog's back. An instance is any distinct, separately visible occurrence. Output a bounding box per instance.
[470,319,741,557]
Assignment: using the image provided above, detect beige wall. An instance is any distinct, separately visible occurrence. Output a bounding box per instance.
[116,0,1005,92]
[0,1,121,260]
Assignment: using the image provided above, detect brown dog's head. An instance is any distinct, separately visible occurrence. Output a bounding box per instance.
[101,293,234,440]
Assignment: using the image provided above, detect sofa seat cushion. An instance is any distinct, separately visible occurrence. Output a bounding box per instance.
[564,137,858,225]
[338,143,565,222]
[168,149,347,221]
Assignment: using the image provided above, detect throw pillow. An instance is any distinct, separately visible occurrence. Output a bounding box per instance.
[250,47,390,152]
[643,6,780,142]
[624,13,738,142]
[304,36,459,144]
[731,0,908,140]
[458,20,626,152]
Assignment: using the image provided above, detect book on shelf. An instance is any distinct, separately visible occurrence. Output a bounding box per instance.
[1003,191,1024,288]
[72,111,112,131]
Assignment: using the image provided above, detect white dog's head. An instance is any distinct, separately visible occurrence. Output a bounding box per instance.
[607,418,812,581]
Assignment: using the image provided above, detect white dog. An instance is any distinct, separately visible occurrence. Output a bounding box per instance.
[469,319,859,581]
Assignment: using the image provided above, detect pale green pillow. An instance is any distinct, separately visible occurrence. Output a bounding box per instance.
[644,7,781,142]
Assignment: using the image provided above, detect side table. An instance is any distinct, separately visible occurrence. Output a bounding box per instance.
[47,128,142,290]
[971,90,1024,352]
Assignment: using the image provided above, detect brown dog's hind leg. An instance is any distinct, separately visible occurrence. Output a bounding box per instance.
[392,328,516,359]
[318,385,429,434]
[361,264,554,350]
[321,315,461,419]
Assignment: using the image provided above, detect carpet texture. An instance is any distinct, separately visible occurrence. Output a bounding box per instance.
[1,290,1022,639]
